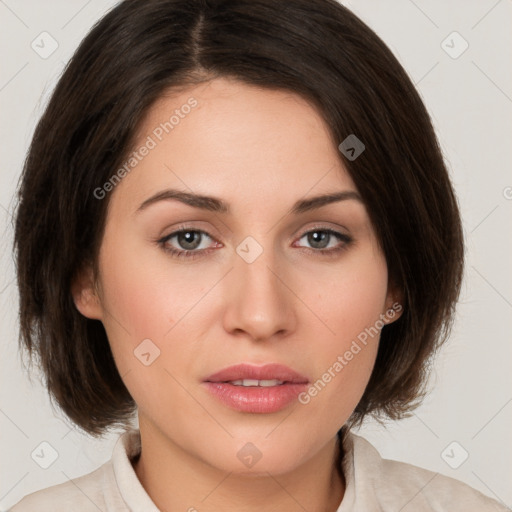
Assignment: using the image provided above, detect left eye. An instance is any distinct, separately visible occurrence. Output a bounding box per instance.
[295,229,350,250]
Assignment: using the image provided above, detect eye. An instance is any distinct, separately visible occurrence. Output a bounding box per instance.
[158,228,220,260]
[294,228,353,256]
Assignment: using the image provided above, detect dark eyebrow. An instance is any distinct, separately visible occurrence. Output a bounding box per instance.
[291,190,363,214]
[136,189,363,214]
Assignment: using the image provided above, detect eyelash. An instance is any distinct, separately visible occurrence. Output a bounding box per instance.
[157,225,353,261]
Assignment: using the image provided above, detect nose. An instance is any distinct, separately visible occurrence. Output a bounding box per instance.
[222,244,297,342]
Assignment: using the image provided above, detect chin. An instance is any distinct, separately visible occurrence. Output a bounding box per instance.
[198,432,320,476]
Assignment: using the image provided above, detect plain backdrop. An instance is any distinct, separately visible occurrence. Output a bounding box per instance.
[1,0,511,510]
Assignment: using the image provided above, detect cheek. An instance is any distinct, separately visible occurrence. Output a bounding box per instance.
[98,235,204,343]
[296,246,388,413]
[93,232,170,374]
[95,248,190,411]
[95,232,220,399]
[304,244,389,343]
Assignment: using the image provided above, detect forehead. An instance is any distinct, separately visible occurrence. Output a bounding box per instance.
[110,77,358,216]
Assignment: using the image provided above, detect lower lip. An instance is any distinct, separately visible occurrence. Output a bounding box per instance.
[203,382,308,413]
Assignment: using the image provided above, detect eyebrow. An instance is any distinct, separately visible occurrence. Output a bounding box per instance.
[136,188,363,215]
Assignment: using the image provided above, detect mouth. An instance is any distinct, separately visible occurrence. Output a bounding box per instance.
[202,363,309,413]
[224,379,286,387]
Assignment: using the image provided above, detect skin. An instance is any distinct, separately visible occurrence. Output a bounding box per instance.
[73,77,402,512]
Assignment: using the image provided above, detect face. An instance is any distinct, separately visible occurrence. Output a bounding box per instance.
[75,77,401,475]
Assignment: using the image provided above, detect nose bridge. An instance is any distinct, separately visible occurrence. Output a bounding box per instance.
[223,235,296,340]
[237,241,281,298]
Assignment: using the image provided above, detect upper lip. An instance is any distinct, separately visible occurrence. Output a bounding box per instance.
[204,363,309,384]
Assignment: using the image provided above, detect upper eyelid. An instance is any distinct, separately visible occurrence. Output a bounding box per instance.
[160,227,215,242]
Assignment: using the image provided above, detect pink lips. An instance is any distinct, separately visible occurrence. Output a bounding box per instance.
[202,363,309,413]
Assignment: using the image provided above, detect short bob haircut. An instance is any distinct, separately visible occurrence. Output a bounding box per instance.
[14,0,463,437]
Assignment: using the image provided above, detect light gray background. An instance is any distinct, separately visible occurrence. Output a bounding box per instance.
[1,0,511,509]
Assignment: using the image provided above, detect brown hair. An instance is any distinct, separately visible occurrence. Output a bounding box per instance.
[14,0,464,436]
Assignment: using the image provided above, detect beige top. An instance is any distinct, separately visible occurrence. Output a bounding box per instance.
[10,429,507,511]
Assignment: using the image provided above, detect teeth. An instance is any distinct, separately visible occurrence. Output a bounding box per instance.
[229,379,284,387]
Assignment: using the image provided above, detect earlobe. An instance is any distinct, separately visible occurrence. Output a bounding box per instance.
[383,300,404,325]
[71,266,103,320]
[383,285,404,325]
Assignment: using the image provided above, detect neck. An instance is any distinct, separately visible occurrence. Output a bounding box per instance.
[132,421,345,512]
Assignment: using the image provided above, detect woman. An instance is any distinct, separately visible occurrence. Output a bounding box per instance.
[10,0,507,510]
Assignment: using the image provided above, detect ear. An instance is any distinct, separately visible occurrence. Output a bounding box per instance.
[71,264,103,320]
[382,281,404,325]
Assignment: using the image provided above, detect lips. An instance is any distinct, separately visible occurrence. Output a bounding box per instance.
[204,363,309,385]
[202,363,309,413]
